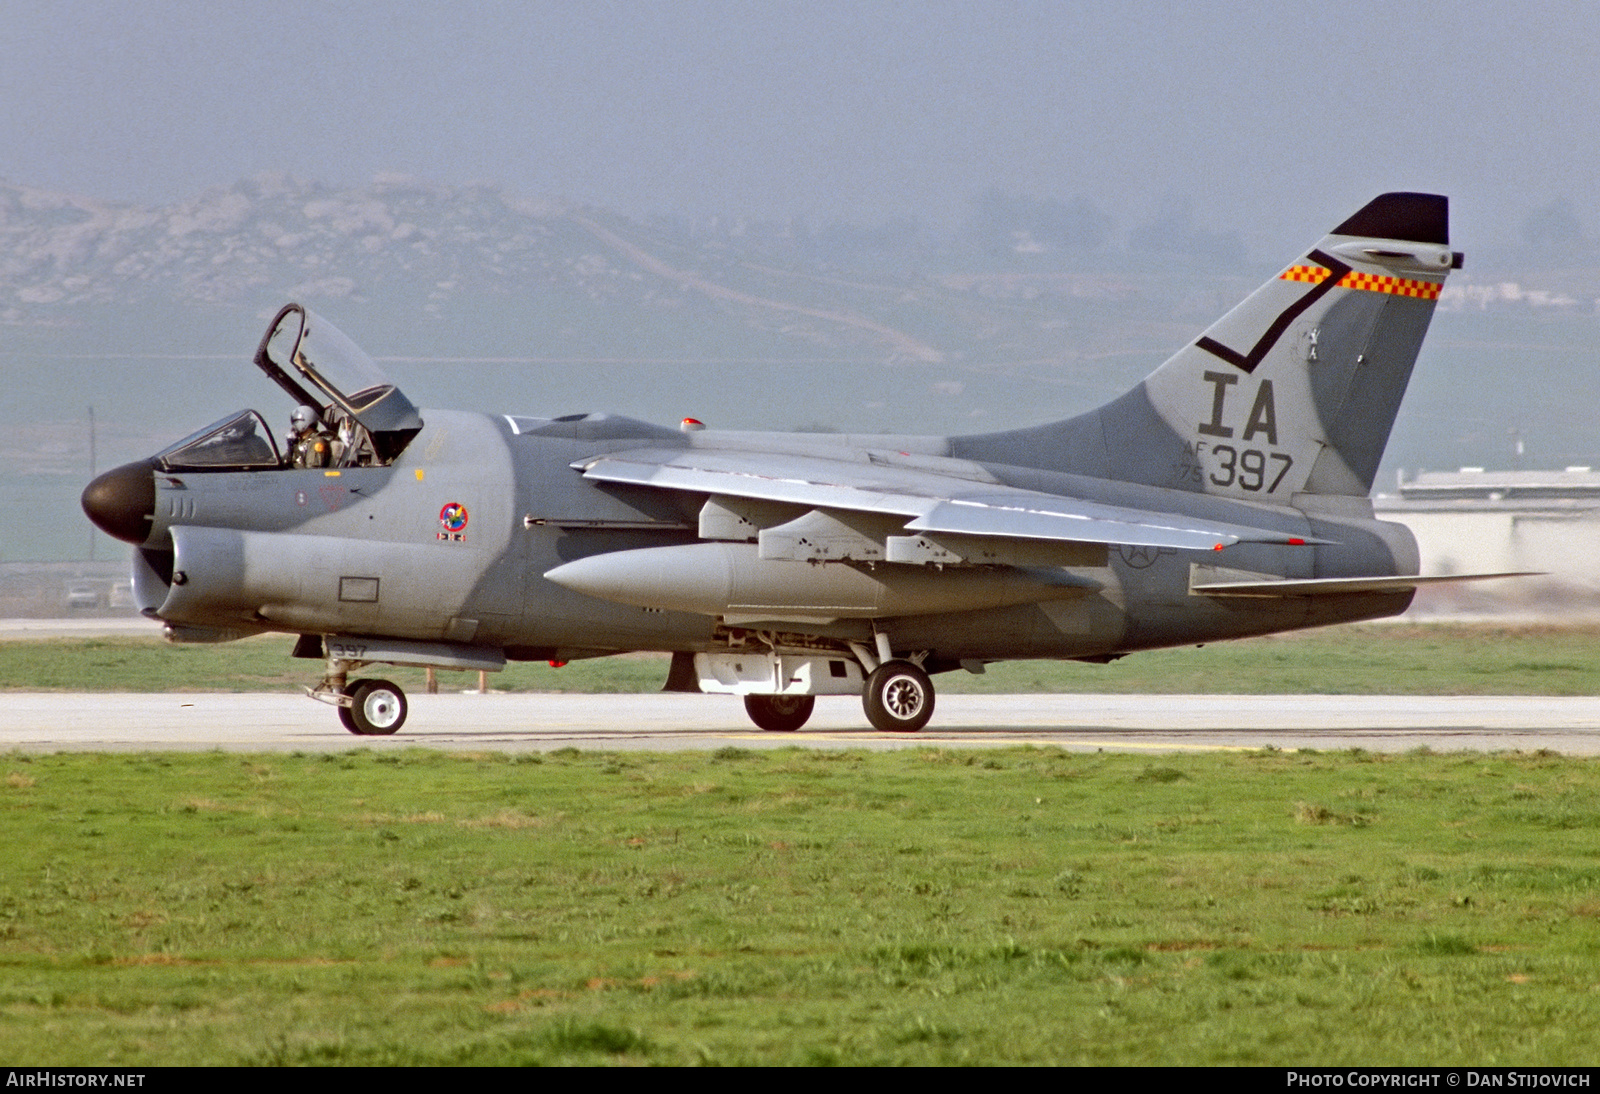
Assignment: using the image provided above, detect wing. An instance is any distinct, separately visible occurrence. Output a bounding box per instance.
[573,446,1320,559]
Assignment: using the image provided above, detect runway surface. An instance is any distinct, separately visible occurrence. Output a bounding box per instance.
[5,692,1600,754]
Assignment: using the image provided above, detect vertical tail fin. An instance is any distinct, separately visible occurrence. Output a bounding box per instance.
[955,193,1459,500]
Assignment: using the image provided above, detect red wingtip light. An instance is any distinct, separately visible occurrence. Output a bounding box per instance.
[680,417,705,433]
[1213,543,1225,551]
[1288,537,1306,546]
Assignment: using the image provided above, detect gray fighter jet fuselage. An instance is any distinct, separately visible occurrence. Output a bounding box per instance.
[83,192,1503,735]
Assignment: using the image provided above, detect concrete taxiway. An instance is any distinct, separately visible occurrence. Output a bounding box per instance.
[4,692,1599,754]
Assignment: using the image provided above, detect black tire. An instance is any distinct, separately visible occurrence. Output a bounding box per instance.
[343,678,408,735]
[744,694,815,732]
[863,661,934,732]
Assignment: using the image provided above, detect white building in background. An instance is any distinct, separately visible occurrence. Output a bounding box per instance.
[1374,468,1600,616]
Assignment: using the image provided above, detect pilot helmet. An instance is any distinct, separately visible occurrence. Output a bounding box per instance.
[290,405,319,432]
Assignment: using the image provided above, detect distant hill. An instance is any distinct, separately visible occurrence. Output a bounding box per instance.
[4,176,1600,561]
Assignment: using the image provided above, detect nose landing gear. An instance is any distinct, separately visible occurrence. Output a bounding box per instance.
[338,678,408,736]
[308,653,409,736]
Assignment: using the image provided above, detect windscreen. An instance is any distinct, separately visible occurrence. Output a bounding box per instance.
[153,410,281,471]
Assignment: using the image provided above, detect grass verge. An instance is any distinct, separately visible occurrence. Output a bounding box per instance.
[3,746,1600,1064]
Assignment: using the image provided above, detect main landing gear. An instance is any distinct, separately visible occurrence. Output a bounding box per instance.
[852,633,934,733]
[744,694,815,732]
[733,635,936,734]
[863,660,934,733]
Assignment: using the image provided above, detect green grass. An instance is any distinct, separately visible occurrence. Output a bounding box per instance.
[7,622,1600,695]
[5,747,1600,1065]
[0,636,670,694]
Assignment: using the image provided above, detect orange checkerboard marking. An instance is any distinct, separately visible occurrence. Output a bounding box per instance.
[1336,271,1441,299]
[1278,264,1441,300]
[1279,264,1333,285]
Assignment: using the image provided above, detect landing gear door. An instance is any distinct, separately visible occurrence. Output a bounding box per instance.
[254,303,424,462]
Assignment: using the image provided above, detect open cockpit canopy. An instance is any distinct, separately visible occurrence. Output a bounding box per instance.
[254,303,422,463]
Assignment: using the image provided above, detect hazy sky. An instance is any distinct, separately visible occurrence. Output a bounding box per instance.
[3,0,1596,257]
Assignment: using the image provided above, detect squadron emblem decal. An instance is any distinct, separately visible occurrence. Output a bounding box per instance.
[438,502,469,542]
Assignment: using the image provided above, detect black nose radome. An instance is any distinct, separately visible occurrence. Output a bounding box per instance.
[82,460,156,545]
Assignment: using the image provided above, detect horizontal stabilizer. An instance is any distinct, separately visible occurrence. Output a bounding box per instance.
[576,448,1324,554]
[1190,571,1539,599]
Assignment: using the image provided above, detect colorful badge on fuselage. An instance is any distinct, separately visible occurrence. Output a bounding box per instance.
[438,501,468,542]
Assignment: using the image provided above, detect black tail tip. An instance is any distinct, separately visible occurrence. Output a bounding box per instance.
[1333,193,1448,245]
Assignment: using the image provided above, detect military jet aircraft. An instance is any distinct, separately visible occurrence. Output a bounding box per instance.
[83,192,1507,736]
